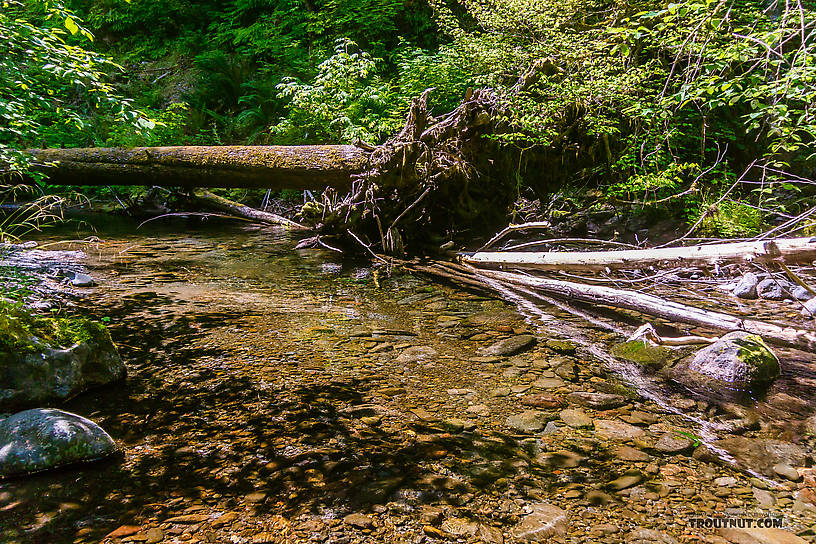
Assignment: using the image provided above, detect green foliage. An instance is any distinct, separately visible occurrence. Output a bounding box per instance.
[0,0,149,177]
[272,39,401,143]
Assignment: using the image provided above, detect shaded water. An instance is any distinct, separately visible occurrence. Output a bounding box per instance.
[2,217,816,543]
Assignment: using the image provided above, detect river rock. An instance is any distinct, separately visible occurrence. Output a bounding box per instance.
[615,446,650,462]
[756,278,788,300]
[395,346,437,364]
[0,408,117,478]
[65,271,96,287]
[790,286,813,301]
[559,408,593,428]
[506,410,547,433]
[717,528,808,544]
[0,324,125,409]
[626,528,678,544]
[521,393,565,409]
[678,331,779,393]
[610,340,675,369]
[608,470,643,491]
[733,273,759,299]
[654,433,694,454]
[510,502,568,541]
[715,437,806,477]
[801,298,816,317]
[772,463,801,482]
[566,391,626,409]
[479,335,536,357]
[804,414,816,435]
[594,419,645,441]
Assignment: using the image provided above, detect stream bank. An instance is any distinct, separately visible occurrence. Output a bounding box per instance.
[0,217,814,543]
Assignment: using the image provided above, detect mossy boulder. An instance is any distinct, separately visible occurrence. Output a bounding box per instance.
[0,408,117,479]
[0,304,125,409]
[674,331,779,394]
[610,340,677,369]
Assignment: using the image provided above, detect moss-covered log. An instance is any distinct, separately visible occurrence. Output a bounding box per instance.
[27,145,368,191]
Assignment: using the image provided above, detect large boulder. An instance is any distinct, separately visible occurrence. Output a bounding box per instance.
[0,318,125,409]
[674,332,779,394]
[0,408,117,478]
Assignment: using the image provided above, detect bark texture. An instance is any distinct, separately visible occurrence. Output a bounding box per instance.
[27,146,368,191]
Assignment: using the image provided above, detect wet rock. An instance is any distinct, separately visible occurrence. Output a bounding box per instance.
[733,273,759,299]
[544,339,577,354]
[465,404,490,417]
[679,331,779,393]
[615,446,650,462]
[506,410,547,433]
[654,433,694,454]
[510,502,568,541]
[559,408,593,428]
[145,527,164,544]
[716,437,806,477]
[757,278,788,300]
[611,340,675,369]
[585,490,612,505]
[531,377,566,389]
[772,463,801,482]
[441,517,479,537]
[537,450,583,468]
[0,409,117,478]
[804,414,816,435]
[626,528,679,544]
[65,270,96,287]
[790,286,813,301]
[753,488,776,507]
[717,528,808,544]
[479,335,536,357]
[478,524,504,544]
[521,393,564,409]
[395,346,437,364]
[343,513,374,529]
[566,391,626,410]
[594,419,645,441]
[607,470,643,491]
[0,324,125,410]
[801,297,816,317]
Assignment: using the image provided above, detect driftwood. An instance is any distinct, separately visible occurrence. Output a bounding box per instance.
[25,146,367,191]
[463,237,816,271]
[190,190,307,230]
[471,267,816,352]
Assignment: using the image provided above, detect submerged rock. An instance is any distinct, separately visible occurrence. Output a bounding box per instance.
[715,436,806,477]
[610,340,675,369]
[0,319,125,409]
[479,335,536,357]
[510,502,567,541]
[678,331,779,393]
[0,408,117,478]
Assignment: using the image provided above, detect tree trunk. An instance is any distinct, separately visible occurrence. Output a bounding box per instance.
[27,146,368,191]
[463,237,816,271]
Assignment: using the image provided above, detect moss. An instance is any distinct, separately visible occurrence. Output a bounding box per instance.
[610,340,675,369]
[0,301,112,355]
[734,334,779,383]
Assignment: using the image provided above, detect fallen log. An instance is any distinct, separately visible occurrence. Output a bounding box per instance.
[463,237,816,271]
[25,146,368,191]
[473,266,816,352]
[190,190,307,230]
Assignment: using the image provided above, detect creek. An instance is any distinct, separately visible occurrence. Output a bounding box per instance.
[1,216,815,543]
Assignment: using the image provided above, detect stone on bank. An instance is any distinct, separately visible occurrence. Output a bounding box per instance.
[0,408,118,478]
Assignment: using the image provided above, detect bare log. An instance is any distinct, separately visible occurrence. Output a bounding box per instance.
[190,190,307,230]
[474,267,816,352]
[26,146,368,191]
[463,237,816,271]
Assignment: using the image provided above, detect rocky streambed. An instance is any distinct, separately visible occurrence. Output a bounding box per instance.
[1,218,815,544]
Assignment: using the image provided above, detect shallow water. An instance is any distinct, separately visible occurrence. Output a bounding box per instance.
[2,217,815,543]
